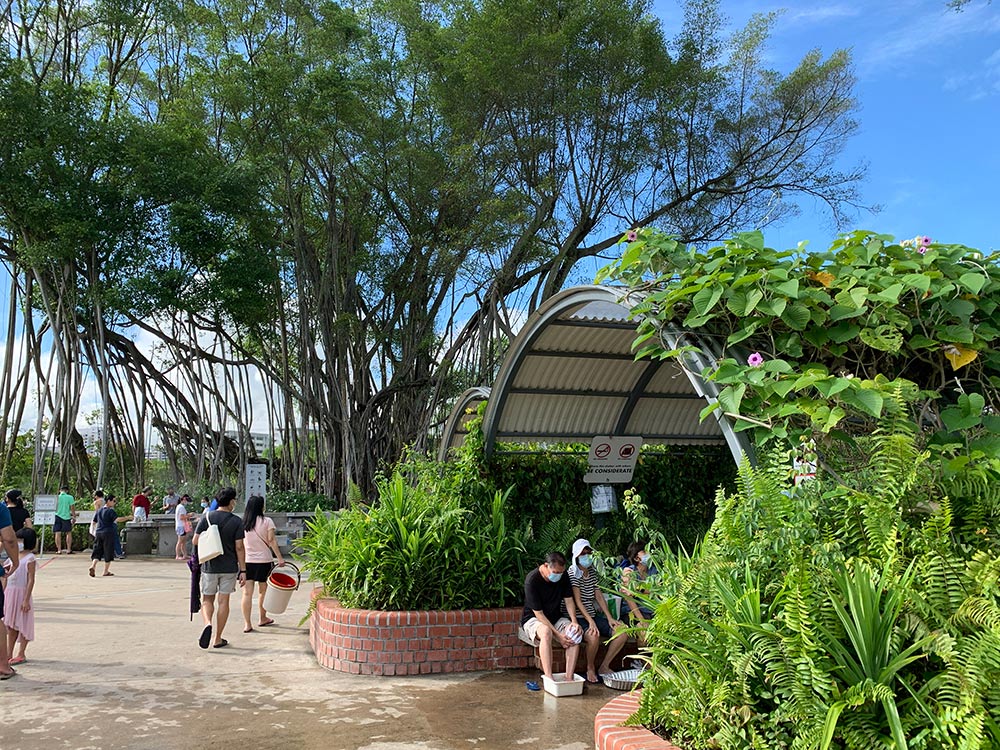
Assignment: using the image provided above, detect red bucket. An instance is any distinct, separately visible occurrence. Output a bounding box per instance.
[269,572,297,589]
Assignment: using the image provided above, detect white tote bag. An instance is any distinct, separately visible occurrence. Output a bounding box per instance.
[197,512,224,563]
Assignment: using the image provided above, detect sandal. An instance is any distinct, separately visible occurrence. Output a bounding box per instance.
[103,572,114,576]
[213,639,229,648]
[259,618,275,627]
[199,625,213,649]
[243,626,254,633]
[0,669,15,680]
[8,657,26,666]
[89,568,95,577]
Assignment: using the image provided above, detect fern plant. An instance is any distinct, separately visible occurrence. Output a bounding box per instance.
[630,415,1000,750]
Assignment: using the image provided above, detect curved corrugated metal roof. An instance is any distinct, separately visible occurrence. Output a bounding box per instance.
[437,387,491,462]
[440,286,754,466]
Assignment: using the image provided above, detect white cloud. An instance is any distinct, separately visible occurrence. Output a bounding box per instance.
[859,3,1000,73]
[780,4,861,27]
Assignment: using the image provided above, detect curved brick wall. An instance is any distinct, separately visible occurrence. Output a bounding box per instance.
[595,692,682,750]
[309,595,534,676]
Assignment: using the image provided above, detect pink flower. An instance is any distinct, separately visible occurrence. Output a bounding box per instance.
[747,352,764,367]
[917,246,927,255]
[921,236,932,246]
[626,229,638,242]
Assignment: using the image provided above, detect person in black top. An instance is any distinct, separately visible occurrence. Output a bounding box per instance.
[88,495,133,577]
[520,551,582,682]
[193,487,246,649]
[4,490,30,532]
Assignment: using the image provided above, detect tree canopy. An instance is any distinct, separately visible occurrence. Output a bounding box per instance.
[0,0,868,498]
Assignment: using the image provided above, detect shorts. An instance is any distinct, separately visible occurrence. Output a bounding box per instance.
[201,571,238,596]
[0,575,5,620]
[245,562,272,583]
[53,516,73,533]
[176,527,187,537]
[522,616,575,643]
[91,531,117,563]
[582,612,614,639]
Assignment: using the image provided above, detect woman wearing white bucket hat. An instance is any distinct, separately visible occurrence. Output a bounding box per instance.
[564,538,627,683]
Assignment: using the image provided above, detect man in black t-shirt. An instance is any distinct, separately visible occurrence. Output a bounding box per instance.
[193,487,246,649]
[520,551,582,682]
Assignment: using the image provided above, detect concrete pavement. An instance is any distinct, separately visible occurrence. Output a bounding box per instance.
[1,555,614,750]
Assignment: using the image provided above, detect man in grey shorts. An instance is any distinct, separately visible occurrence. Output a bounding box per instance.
[193,487,246,649]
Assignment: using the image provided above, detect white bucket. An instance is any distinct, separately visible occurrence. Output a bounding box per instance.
[262,562,300,615]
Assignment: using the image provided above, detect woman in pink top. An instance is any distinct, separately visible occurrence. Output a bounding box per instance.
[240,495,285,632]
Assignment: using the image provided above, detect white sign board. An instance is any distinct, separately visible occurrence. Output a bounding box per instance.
[590,484,618,514]
[245,463,267,501]
[583,436,643,484]
[33,495,57,512]
[33,494,58,525]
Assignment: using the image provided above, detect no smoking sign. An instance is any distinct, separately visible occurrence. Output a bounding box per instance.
[584,435,643,484]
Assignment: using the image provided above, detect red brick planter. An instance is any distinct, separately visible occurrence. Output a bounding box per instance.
[308,593,534,675]
[595,692,683,750]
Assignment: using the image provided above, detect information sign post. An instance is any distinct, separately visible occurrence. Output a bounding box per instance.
[244,463,267,504]
[33,495,58,559]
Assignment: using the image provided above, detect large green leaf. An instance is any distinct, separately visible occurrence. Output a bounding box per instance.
[958,272,986,295]
[840,387,884,418]
[727,288,764,317]
[692,284,724,316]
[781,303,811,330]
[717,383,747,415]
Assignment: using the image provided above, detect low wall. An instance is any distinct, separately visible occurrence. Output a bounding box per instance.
[309,595,534,675]
[595,692,681,750]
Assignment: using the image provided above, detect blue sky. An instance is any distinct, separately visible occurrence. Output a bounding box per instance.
[650,0,1000,253]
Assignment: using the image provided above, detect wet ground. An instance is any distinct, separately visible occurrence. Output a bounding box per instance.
[1,555,612,750]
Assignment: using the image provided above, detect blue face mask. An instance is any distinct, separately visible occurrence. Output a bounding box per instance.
[201,502,208,509]
[547,571,563,583]
[638,552,651,566]
[578,555,593,569]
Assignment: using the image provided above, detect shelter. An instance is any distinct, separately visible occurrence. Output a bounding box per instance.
[439,286,753,465]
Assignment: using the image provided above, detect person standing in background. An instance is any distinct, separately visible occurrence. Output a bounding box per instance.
[54,485,76,554]
[131,486,152,522]
[162,488,180,516]
[175,495,193,559]
[4,490,30,532]
[89,495,132,577]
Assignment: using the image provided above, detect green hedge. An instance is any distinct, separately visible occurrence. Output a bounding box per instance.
[488,444,736,559]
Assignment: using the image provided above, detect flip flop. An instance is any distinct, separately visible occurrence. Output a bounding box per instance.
[199,625,213,649]
[525,680,540,691]
[0,670,15,680]
[213,639,229,649]
[103,572,114,576]
[89,569,95,577]
[8,657,26,666]
[259,619,275,627]
[243,627,254,633]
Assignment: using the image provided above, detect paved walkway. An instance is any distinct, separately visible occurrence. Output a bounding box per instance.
[2,555,612,749]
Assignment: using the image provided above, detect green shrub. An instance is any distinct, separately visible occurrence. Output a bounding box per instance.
[299,470,527,610]
[265,490,336,513]
[627,421,1000,749]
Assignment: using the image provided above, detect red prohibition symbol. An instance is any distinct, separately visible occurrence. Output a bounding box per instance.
[594,443,612,459]
[619,444,635,459]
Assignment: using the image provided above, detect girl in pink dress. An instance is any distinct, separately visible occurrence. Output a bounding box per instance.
[4,527,37,666]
